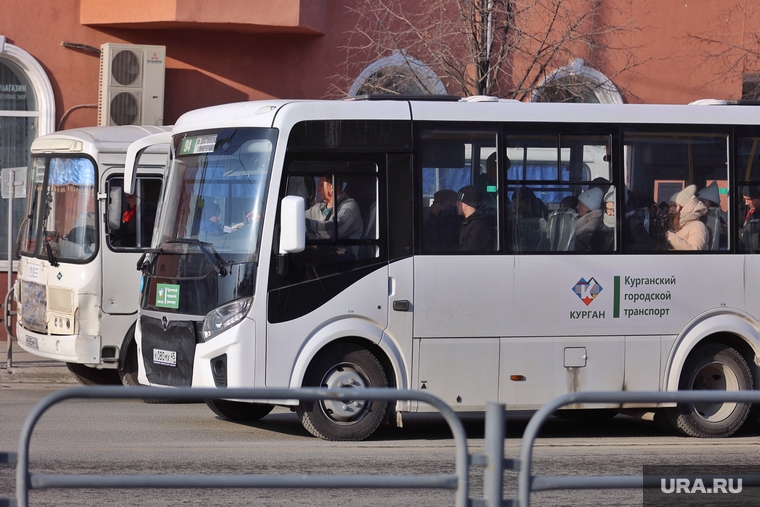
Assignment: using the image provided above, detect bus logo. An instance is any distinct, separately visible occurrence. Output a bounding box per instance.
[572,278,603,306]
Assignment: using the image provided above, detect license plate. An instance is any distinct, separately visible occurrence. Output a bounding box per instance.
[153,348,177,367]
[26,336,38,350]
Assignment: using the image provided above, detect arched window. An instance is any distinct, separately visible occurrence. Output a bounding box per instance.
[532,59,622,104]
[349,51,446,96]
[0,36,55,266]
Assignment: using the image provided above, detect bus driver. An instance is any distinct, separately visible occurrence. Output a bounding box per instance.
[305,176,363,241]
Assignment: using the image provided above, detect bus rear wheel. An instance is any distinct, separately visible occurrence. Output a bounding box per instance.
[665,344,752,438]
[297,344,388,441]
[206,399,274,422]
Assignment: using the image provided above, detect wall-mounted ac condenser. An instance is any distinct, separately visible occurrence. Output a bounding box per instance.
[98,43,166,126]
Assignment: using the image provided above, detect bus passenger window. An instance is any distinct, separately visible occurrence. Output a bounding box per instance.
[420,130,499,253]
[506,133,612,253]
[623,132,728,252]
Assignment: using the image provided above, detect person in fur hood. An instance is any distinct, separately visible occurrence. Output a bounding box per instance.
[666,184,709,250]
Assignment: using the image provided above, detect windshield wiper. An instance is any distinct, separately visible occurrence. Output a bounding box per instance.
[166,239,230,277]
[44,239,59,267]
[136,248,164,273]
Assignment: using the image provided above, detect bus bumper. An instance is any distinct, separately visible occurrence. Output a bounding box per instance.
[15,324,103,366]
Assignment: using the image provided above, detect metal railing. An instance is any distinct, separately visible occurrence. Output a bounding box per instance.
[1,386,513,507]
[4,388,760,507]
[516,390,760,507]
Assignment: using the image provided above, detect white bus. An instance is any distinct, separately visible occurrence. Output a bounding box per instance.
[128,97,760,440]
[15,126,169,386]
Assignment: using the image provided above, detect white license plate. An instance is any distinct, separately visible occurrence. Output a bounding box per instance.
[153,348,177,367]
[26,336,38,350]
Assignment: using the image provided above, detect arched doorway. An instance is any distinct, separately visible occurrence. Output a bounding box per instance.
[0,36,55,267]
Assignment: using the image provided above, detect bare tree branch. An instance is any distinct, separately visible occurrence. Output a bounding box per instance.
[329,0,648,103]
[686,2,760,97]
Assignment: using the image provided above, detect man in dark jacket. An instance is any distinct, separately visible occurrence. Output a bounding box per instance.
[456,185,495,252]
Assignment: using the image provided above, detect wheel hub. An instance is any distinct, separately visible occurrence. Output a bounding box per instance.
[692,361,739,422]
[320,364,369,422]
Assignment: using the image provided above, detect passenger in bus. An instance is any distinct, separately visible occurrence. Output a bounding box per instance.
[575,187,606,251]
[426,189,462,251]
[512,187,547,220]
[200,204,224,235]
[602,186,616,250]
[511,187,547,251]
[113,192,155,247]
[665,185,709,250]
[739,183,760,252]
[305,176,363,241]
[698,181,727,249]
[456,185,495,251]
[559,195,579,212]
[698,181,723,211]
[474,152,499,209]
[622,190,657,252]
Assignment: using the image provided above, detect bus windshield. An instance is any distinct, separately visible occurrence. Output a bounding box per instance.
[21,155,97,262]
[156,128,277,268]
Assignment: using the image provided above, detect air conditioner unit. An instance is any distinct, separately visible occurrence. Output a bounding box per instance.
[98,43,166,126]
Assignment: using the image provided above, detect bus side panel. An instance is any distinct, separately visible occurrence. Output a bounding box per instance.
[416,337,498,411]
[623,335,662,402]
[266,267,389,387]
[499,336,624,410]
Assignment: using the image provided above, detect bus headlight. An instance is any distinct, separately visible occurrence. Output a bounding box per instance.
[201,297,252,342]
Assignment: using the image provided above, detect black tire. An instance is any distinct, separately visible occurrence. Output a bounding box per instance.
[297,343,388,441]
[66,362,121,386]
[555,409,618,423]
[118,325,140,387]
[664,344,752,438]
[205,399,275,422]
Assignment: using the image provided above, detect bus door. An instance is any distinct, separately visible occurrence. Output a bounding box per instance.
[101,168,163,315]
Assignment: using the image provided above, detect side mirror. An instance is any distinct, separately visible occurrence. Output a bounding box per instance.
[279,195,305,254]
[107,188,123,230]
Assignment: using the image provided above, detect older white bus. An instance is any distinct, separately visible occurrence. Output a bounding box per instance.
[129,97,760,440]
[16,126,169,385]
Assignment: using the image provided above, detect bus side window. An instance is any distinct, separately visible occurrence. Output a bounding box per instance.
[507,133,613,253]
[419,130,499,253]
[108,176,162,250]
[623,132,728,252]
[280,165,381,285]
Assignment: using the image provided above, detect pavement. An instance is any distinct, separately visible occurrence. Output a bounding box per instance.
[0,339,78,385]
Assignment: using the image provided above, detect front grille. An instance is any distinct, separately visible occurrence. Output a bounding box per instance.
[140,315,197,387]
[21,281,46,333]
[48,286,74,314]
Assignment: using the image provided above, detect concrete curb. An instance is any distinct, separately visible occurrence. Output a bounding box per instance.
[1,341,78,385]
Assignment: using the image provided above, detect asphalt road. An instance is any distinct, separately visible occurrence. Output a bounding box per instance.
[2,384,760,506]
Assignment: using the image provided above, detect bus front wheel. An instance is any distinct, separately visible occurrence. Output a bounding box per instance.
[665,344,752,438]
[297,344,388,441]
[66,362,121,386]
[118,326,139,387]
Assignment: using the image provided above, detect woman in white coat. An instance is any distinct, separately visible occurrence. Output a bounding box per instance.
[666,185,709,250]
